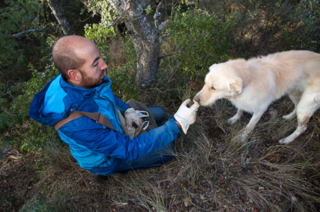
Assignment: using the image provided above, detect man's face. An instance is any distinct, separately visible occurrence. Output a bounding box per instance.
[76,41,108,89]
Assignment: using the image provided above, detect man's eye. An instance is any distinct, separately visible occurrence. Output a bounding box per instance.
[211,87,216,90]
[94,62,98,67]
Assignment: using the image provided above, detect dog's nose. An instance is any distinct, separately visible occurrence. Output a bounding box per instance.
[193,96,200,102]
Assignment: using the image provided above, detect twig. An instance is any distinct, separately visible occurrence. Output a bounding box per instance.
[158,19,169,31]
[11,29,44,38]
[0,11,12,17]
[158,49,184,60]
[153,1,162,29]
[0,80,14,99]
[77,15,93,23]
[107,16,124,29]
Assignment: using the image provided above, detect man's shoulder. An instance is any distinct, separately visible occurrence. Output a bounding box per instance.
[42,75,69,116]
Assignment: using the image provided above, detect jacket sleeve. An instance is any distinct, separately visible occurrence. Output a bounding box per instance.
[58,116,180,160]
[113,94,130,114]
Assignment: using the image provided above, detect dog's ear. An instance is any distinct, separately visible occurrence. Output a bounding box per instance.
[229,77,243,95]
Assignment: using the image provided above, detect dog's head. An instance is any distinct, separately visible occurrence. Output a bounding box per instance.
[194,61,244,106]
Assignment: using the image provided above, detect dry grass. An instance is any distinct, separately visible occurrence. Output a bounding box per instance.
[1,93,319,211]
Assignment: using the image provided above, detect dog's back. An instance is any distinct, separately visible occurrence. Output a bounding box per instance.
[244,50,320,100]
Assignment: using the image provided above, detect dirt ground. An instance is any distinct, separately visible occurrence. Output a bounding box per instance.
[1,97,320,211]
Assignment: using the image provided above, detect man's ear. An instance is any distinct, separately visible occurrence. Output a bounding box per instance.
[67,69,81,81]
[229,77,243,95]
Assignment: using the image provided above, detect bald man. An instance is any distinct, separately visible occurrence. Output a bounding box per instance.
[29,35,199,183]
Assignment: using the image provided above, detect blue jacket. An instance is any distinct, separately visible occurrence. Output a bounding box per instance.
[29,74,180,175]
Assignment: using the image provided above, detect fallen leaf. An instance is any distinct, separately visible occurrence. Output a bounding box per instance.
[183,196,190,207]
[124,2,130,11]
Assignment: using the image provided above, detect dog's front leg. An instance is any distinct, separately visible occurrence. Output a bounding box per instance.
[228,109,243,125]
[233,109,266,142]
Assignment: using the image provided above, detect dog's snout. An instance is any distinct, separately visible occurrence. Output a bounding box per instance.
[193,96,200,102]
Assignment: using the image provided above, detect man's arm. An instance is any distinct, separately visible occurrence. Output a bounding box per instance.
[58,116,180,160]
[113,94,130,114]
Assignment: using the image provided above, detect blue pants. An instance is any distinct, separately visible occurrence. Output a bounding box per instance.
[113,107,176,174]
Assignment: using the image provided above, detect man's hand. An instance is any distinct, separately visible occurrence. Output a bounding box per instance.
[174,99,200,134]
[124,108,143,134]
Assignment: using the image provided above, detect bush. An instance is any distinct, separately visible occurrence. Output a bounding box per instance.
[107,37,140,101]
[0,64,61,152]
[84,23,116,61]
[169,9,235,80]
[198,0,320,57]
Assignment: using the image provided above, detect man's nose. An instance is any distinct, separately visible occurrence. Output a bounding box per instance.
[100,59,108,70]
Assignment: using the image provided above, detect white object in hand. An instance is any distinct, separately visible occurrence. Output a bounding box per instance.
[174,99,200,134]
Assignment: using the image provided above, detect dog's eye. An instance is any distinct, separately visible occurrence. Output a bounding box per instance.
[211,87,216,90]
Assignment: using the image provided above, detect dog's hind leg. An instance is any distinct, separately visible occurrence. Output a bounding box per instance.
[283,90,302,120]
[228,109,243,125]
[279,91,320,144]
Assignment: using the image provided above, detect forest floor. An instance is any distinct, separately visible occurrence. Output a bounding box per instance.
[1,96,320,211]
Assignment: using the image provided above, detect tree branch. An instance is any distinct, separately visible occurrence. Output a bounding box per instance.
[153,1,162,29]
[11,29,44,38]
[47,0,73,35]
[158,49,184,60]
[158,20,169,31]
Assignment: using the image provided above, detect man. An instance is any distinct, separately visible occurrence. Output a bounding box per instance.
[29,35,199,181]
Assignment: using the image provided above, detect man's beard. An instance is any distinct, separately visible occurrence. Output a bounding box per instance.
[79,69,104,89]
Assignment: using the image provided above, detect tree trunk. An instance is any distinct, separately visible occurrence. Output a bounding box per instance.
[47,0,73,35]
[108,0,161,89]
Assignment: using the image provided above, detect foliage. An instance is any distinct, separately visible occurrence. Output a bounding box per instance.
[152,7,235,103]
[196,0,320,57]
[82,0,116,27]
[169,9,235,80]
[0,0,49,82]
[0,64,61,152]
[0,0,96,84]
[84,23,116,61]
[280,0,320,51]
[107,37,139,101]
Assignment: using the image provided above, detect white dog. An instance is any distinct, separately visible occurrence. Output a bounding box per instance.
[194,50,320,144]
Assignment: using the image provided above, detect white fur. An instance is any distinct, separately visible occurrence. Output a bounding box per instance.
[195,50,320,144]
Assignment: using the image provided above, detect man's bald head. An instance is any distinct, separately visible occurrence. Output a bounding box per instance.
[52,35,95,80]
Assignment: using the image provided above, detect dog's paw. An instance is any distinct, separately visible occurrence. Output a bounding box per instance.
[231,132,248,143]
[227,117,238,125]
[279,137,293,145]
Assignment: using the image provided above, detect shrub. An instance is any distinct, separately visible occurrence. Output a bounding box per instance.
[84,24,116,61]
[169,9,235,80]
[0,64,61,152]
[197,0,320,57]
